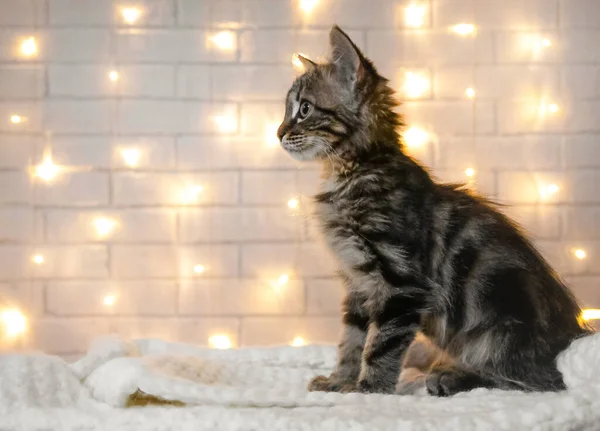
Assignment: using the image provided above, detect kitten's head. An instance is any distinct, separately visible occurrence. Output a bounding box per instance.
[277,26,401,163]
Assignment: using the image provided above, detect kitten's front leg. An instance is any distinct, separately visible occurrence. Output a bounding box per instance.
[308,291,368,392]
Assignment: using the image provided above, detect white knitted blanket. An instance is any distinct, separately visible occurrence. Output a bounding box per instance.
[1,333,600,430]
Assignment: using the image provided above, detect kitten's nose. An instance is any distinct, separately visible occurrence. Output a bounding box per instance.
[277,122,290,142]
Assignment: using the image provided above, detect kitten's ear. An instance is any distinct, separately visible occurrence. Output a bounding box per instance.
[328,25,365,87]
[293,53,317,73]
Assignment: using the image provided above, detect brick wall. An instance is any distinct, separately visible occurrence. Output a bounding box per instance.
[0,0,599,355]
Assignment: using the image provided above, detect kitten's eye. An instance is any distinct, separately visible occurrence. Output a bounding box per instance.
[299,101,313,119]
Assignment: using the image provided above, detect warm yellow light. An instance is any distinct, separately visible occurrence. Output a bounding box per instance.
[180,185,204,205]
[32,254,44,264]
[103,295,116,306]
[582,309,600,321]
[403,126,429,148]
[300,0,318,13]
[20,37,37,57]
[548,103,559,113]
[404,4,427,28]
[465,87,476,99]
[1,309,27,337]
[287,198,300,210]
[193,264,206,274]
[290,336,306,347]
[465,167,475,178]
[574,249,587,260]
[120,148,141,168]
[109,70,119,82]
[452,23,476,35]
[93,217,117,238]
[210,31,236,51]
[121,7,142,24]
[33,156,60,182]
[277,274,289,286]
[266,122,280,147]
[541,38,552,47]
[208,334,232,349]
[10,115,24,124]
[213,115,237,133]
[402,71,429,99]
[540,183,559,199]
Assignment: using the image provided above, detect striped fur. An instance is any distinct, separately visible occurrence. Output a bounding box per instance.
[277,26,591,397]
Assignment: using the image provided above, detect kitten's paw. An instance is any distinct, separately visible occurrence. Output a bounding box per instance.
[357,379,395,394]
[426,370,488,397]
[308,375,351,392]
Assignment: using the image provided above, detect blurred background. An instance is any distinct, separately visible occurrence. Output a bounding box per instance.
[0,0,598,357]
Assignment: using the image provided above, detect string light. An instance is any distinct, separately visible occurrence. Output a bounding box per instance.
[33,156,60,182]
[109,70,119,82]
[402,71,429,99]
[465,87,476,99]
[193,264,206,274]
[403,126,429,148]
[581,309,600,321]
[465,167,475,178]
[404,4,427,28]
[290,336,306,347]
[541,38,552,47]
[209,31,236,51]
[20,37,37,57]
[93,217,117,238]
[103,295,116,306]
[213,115,237,133]
[1,309,27,337]
[266,122,280,147]
[277,274,289,286]
[299,0,318,13]
[32,254,44,264]
[452,23,476,35]
[573,249,587,260]
[120,148,141,168]
[539,102,560,117]
[540,183,559,199]
[287,198,300,210]
[180,185,204,205]
[10,115,24,124]
[121,7,142,24]
[208,334,232,349]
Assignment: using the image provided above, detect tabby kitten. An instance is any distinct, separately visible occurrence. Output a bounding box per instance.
[277,26,590,396]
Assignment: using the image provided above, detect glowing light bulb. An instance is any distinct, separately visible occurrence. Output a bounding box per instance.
[109,70,119,82]
[1,309,27,337]
[548,103,559,113]
[452,23,476,35]
[33,156,60,182]
[120,148,141,168]
[213,115,237,133]
[266,122,280,147]
[277,274,289,286]
[20,37,37,57]
[93,217,117,238]
[290,336,306,347]
[180,185,204,205]
[193,264,206,274]
[121,7,142,24]
[465,87,476,99]
[403,126,429,148]
[573,249,587,260]
[103,295,116,306]
[300,0,318,13]
[541,38,552,47]
[540,183,559,199]
[539,102,560,116]
[10,115,24,124]
[582,309,600,321]
[209,31,236,51]
[32,254,44,264]
[208,334,232,349]
[287,198,300,210]
[465,167,475,178]
[402,71,429,99]
[404,4,427,28]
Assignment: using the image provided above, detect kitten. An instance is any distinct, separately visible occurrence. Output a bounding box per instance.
[277,26,591,396]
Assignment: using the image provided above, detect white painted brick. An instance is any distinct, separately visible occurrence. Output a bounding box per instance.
[0,208,35,242]
[31,245,109,279]
[0,172,32,204]
[46,281,177,316]
[434,0,558,29]
[44,100,112,134]
[50,0,175,26]
[45,30,111,62]
[560,0,600,28]
[435,66,559,100]
[212,66,293,102]
[537,241,600,277]
[0,281,45,318]
[564,277,600,309]
[306,279,345,315]
[209,0,296,28]
[0,30,39,61]
[305,0,418,28]
[564,207,600,240]
[502,205,562,240]
[110,318,240,347]
[0,102,41,132]
[241,242,337,278]
[113,172,239,205]
[49,65,175,98]
[116,30,236,63]
[561,31,600,63]
[241,317,341,346]
[240,29,364,64]
[564,135,600,168]
[0,0,45,26]
[176,0,211,26]
[176,136,296,170]
[179,207,302,242]
[33,172,109,207]
[31,319,109,354]
[112,137,176,169]
[495,31,559,63]
[242,171,300,204]
[48,136,111,169]
[0,66,44,99]
[240,102,285,137]
[562,66,600,100]
[403,101,495,135]
[111,245,239,278]
[46,209,177,243]
[0,136,38,168]
[115,101,236,134]
[179,279,305,315]
[0,246,31,279]
[177,66,210,99]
